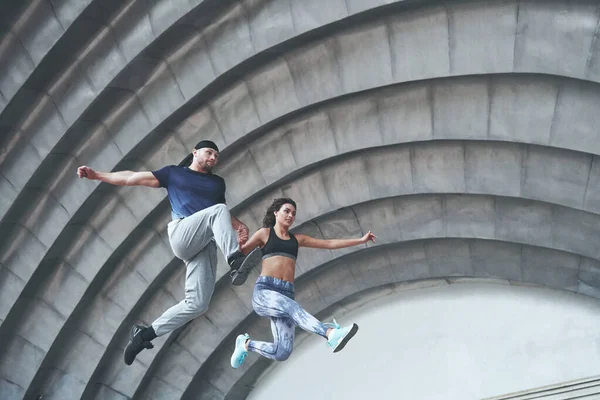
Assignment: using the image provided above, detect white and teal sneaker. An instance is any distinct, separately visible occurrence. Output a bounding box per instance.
[325,319,359,353]
[231,333,250,368]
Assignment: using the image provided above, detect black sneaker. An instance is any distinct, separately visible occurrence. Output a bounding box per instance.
[123,325,154,365]
[229,247,262,286]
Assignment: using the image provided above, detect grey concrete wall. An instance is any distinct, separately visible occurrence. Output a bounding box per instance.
[1,0,600,399]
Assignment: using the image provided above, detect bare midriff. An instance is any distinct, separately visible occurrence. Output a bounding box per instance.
[260,255,297,283]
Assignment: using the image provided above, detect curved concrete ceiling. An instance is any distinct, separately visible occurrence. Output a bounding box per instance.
[1,0,600,399]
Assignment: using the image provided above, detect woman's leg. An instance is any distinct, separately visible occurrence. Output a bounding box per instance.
[252,287,328,338]
[247,317,295,361]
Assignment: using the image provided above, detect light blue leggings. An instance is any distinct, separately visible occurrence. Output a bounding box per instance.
[248,276,329,361]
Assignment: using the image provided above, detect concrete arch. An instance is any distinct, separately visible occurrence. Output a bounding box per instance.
[127,192,600,399]
[16,138,600,399]
[2,0,600,399]
[183,238,600,399]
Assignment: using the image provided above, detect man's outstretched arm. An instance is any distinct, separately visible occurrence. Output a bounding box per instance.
[77,166,160,188]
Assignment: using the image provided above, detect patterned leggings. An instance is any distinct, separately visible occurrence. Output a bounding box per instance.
[248,276,329,361]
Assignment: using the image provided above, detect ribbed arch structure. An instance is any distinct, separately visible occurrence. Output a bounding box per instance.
[1,0,600,399]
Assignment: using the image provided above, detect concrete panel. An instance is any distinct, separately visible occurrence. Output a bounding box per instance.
[93,384,129,400]
[412,142,466,193]
[78,27,128,91]
[321,156,371,210]
[0,336,44,390]
[168,34,217,101]
[37,261,89,318]
[153,342,202,392]
[16,299,65,353]
[392,195,444,241]
[147,0,190,34]
[284,112,337,167]
[432,78,489,140]
[514,2,598,78]
[19,192,70,248]
[202,286,251,334]
[175,107,225,150]
[317,207,366,259]
[247,59,300,124]
[364,146,413,201]
[0,33,35,102]
[1,134,42,191]
[248,127,297,185]
[23,95,68,159]
[464,142,522,196]
[79,295,127,348]
[328,97,382,153]
[345,0,385,14]
[313,259,360,306]
[137,64,186,127]
[210,81,261,144]
[489,76,558,144]
[63,226,114,282]
[335,23,393,93]
[352,198,398,245]
[588,23,600,81]
[290,0,347,32]
[521,247,579,291]
[553,207,600,260]
[103,262,150,311]
[448,1,516,74]
[51,65,98,126]
[126,232,174,283]
[388,7,449,81]
[522,146,591,209]
[584,157,600,214]
[0,225,47,282]
[143,134,188,171]
[245,0,295,53]
[280,171,332,224]
[49,0,92,27]
[378,84,432,145]
[175,315,229,365]
[0,379,23,400]
[579,258,600,292]
[204,4,255,75]
[110,1,155,61]
[15,0,64,64]
[425,239,473,277]
[0,175,18,219]
[386,241,431,282]
[347,249,394,290]
[551,80,600,154]
[217,149,265,206]
[104,95,153,155]
[0,267,25,322]
[495,198,553,248]
[445,195,495,238]
[286,38,342,105]
[88,197,138,249]
[470,240,522,281]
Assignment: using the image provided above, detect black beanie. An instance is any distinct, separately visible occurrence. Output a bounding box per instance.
[194,140,219,152]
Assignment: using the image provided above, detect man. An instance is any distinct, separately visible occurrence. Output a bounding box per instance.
[77,140,261,365]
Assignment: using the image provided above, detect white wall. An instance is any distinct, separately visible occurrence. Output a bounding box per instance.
[246,282,600,400]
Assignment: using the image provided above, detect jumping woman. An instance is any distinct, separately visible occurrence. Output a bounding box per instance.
[230,198,376,368]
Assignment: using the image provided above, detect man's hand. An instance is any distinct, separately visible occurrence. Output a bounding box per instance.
[237,224,249,245]
[77,165,97,180]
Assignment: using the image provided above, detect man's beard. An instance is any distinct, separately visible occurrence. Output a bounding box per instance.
[201,161,213,172]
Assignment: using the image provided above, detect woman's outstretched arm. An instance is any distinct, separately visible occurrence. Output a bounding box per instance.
[296,231,376,250]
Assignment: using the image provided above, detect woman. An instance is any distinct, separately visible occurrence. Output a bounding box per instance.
[230,198,376,368]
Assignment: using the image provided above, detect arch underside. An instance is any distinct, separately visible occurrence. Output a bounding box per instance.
[1,0,600,399]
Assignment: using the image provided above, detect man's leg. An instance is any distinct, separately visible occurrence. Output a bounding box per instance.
[169,204,261,286]
[123,243,218,365]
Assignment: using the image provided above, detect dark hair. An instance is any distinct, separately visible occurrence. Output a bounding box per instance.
[262,198,297,228]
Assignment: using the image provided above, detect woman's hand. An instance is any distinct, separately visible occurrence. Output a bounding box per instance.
[361,231,376,244]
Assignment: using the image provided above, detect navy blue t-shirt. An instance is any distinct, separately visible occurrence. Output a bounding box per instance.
[152,165,226,220]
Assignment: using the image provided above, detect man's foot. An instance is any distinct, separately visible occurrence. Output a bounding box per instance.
[325,319,359,353]
[231,333,250,368]
[229,247,262,286]
[123,325,154,365]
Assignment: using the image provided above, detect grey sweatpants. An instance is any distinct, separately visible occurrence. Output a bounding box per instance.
[151,203,239,336]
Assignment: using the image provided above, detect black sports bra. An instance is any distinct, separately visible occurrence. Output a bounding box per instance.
[261,228,298,261]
